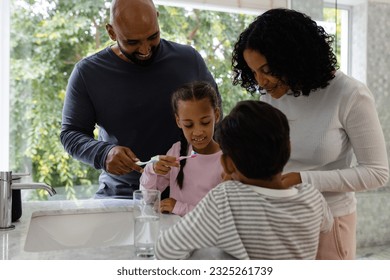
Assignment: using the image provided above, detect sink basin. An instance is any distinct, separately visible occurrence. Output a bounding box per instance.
[24,209,134,252]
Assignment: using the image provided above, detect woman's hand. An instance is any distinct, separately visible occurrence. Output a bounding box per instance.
[152,155,180,175]
[160,198,177,214]
[281,172,302,188]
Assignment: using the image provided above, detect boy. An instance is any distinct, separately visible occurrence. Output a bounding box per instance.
[155,100,333,259]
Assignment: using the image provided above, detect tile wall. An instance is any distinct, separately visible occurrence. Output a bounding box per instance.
[354,0,390,249]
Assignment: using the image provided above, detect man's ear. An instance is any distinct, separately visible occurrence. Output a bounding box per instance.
[106,24,116,41]
[175,114,181,128]
[220,154,236,175]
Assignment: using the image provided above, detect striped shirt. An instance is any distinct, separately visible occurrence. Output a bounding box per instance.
[155,180,333,260]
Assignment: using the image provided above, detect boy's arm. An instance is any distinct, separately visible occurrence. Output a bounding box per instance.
[155,191,220,259]
[171,200,195,217]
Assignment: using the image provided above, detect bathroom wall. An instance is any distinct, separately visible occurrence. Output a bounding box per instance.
[366,1,390,143]
[353,0,390,249]
[351,2,367,83]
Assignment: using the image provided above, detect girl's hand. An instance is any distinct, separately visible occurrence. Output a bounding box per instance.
[152,155,180,175]
[281,172,302,188]
[160,198,177,214]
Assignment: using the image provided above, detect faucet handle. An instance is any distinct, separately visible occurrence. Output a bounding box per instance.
[12,173,30,180]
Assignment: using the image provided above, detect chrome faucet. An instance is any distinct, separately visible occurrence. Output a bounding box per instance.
[0,171,56,230]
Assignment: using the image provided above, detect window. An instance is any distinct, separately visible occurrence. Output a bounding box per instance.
[4,1,257,200]
[323,3,351,74]
[0,1,360,200]
[0,0,10,171]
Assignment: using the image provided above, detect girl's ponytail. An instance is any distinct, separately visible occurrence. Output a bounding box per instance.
[176,130,188,189]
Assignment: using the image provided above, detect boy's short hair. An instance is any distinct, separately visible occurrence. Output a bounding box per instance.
[215,100,290,180]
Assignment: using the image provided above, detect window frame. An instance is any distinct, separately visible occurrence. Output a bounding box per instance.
[323,2,353,75]
[0,0,10,171]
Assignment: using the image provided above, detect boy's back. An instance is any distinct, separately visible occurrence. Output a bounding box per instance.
[155,180,333,260]
[155,100,334,260]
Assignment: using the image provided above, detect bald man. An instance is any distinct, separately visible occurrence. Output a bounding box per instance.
[61,0,221,198]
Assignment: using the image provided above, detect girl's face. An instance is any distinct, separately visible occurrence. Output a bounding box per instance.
[175,98,220,154]
[243,48,289,99]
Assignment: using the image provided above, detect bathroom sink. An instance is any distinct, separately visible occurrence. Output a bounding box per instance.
[24,209,134,252]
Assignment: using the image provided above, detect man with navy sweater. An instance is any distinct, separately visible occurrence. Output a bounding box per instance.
[60,0,220,198]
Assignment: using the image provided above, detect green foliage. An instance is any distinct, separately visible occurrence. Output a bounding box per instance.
[10,1,256,199]
[157,6,258,113]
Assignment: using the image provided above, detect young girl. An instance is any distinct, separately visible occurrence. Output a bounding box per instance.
[140,81,223,216]
[155,100,333,260]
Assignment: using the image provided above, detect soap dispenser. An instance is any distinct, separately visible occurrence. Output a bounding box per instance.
[12,189,22,222]
[10,174,24,222]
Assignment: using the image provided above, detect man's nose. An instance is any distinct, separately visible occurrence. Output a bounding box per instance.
[138,43,151,55]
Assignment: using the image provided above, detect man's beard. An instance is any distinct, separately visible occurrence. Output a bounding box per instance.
[117,42,160,67]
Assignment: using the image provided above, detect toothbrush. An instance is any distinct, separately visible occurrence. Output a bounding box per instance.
[135,155,160,166]
[177,151,197,161]
[135,151,197,166]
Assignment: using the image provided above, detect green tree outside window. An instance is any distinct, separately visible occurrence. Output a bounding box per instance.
[10,1,256,199]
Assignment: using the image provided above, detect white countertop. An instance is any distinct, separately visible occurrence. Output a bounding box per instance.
[0,199,234,260]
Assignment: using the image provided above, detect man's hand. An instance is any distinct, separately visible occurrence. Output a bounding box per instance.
[105,146,143,175]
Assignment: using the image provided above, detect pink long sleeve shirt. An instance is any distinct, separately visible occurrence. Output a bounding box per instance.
[140,141,223,216]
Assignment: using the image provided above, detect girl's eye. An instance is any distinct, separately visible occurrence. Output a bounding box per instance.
[201,122,211,126]
[183,124,193,128]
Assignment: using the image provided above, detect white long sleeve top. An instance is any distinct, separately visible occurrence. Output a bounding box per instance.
[262,71,389,217]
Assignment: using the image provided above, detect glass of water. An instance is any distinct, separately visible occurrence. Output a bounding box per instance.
[133,189,161,259]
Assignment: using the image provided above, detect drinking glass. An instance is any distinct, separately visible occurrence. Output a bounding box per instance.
[133,189,160,259]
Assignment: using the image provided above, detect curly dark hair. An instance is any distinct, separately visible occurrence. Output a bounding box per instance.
[215,100,290,180]
[232,8,338,96]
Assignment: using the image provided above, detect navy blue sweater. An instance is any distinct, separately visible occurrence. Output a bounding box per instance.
[60,39,220,197]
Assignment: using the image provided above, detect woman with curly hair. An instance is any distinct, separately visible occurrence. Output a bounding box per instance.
[232,8,389,259]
